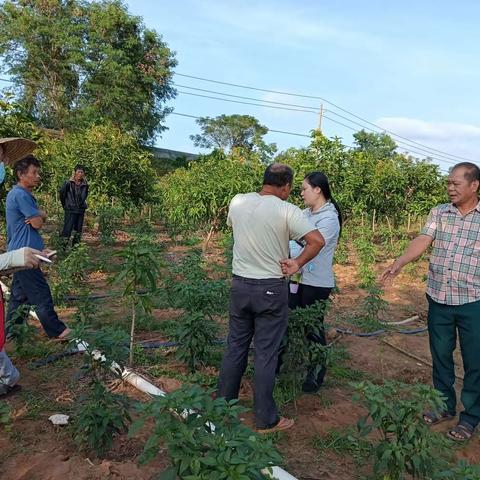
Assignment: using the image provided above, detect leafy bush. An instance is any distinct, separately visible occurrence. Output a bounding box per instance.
[173,311,220,372]
[0,402,13,432]
[353,380,449,480]
[279,301,331,401]
[159,150,263,234]
[97,204,124,245]
[7,305,53,358]
[73,381,131,455]
[166,250,229,317]
[113,236,162,364]
[131,384,282,480]
[50,242,92,305]
[435,460,480,480]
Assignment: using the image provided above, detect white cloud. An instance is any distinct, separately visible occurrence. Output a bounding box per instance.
[376,117,480,170]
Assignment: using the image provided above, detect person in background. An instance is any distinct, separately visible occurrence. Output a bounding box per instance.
[288,172,341,393]
[381,162,480,442]
[217,163,324,434]
[6,155,70,339]
[59,164,88,246]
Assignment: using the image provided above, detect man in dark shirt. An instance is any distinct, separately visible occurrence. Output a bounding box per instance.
[60,164,88,246]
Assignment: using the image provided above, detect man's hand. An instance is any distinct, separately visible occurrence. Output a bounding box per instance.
[23,247,43,269]
[380,235,433,284]
[42,248,57,258]
[280,258,301,276]
[380,259,403,284]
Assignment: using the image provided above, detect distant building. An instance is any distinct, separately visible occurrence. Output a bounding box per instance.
[148,147,199,175]
[149,147,198,162]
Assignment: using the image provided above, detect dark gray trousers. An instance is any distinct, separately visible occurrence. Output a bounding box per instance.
[217,275,288,429]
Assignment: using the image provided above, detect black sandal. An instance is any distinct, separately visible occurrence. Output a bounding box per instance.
[423,410,455,425]
[0,384,22,399]
[447,421,475,442]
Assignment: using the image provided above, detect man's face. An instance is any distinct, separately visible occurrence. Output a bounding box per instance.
[19,165,41,188]
[74,169,85,182]
[447,167,479,205]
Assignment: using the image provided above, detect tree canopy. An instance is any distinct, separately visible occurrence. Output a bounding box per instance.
[0,0,177,144]
[190,114,276,162]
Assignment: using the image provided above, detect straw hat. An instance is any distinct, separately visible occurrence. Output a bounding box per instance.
[0,137,37,165]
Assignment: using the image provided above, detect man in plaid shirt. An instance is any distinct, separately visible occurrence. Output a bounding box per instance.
[382,162,480,442]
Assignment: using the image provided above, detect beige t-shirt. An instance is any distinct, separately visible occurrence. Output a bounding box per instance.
[228,192,314,279]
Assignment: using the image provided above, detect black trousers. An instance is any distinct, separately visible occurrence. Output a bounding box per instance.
[61,210,85,244]
[6,269,67,338]
[288,283,332,387]
[218,275,288,429]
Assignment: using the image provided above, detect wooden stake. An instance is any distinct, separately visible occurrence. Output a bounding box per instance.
[203,225,215,254]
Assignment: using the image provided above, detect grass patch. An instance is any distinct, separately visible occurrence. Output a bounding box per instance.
[147,365,218,388]
[312,426,371,465]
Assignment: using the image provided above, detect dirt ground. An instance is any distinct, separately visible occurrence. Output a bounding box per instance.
[0,226,479,480]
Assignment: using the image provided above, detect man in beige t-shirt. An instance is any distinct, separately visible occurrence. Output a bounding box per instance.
[217,163,324,433]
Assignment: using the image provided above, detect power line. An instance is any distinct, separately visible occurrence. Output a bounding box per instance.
[176,89,319,114]
[176,84,463,164]
[175,72,476,163]
[322,113,458,166]
[176,88,459,166]
[0,75,460,168]
[323,109,460,165]
[174,83,319,112]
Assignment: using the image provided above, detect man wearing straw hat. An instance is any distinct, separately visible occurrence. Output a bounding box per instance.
[0,138,46,397]
[1,138,70,340]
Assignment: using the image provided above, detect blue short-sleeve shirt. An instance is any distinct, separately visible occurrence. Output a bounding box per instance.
[6,185,45,251]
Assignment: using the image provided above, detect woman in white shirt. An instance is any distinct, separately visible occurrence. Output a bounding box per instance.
[289,171,342,393]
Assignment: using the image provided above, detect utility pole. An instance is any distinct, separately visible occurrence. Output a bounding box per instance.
[317,103,324,133]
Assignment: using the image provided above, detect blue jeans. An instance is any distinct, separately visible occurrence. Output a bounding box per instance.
[0,350,19,394]
[6,269,66,338]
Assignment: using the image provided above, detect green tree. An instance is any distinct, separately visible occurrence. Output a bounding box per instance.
[159,150,263,234]
[0,0,176,143]
[190,114,276,162]
[38,123,159,208]
[353,130,397,159]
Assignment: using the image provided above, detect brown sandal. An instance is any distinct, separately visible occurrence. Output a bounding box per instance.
[257,416,294,434]
[447,422,475,442]
[423,410,455,425]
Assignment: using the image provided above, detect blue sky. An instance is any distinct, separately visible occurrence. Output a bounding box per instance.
[125,0,480,172]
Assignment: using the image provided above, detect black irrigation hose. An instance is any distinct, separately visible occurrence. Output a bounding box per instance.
[29,324,427,369]
[64,289,149,301]
[29,348,82,368]
[29,338,228,369]
[336,326,428,337]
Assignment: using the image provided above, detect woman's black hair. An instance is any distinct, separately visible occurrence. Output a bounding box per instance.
[304,171,343,233]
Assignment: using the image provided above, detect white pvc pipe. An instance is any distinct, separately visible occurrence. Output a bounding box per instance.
[1,279,297,480]
[76,339,297,480]
[380,314,419,326]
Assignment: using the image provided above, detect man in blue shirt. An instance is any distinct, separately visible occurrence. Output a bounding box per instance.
[6,155,69,339]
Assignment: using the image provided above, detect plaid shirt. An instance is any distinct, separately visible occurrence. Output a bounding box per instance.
[421,201,480,305]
